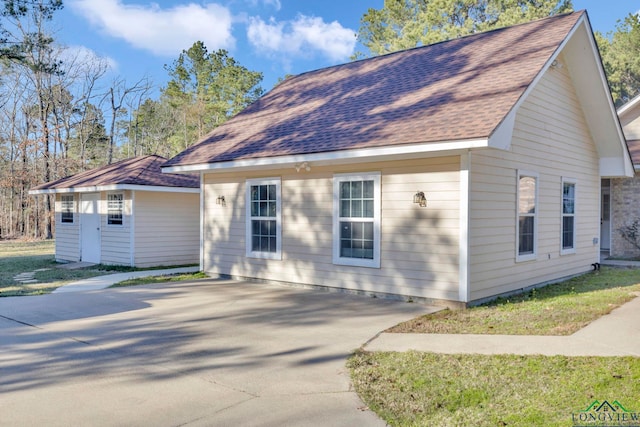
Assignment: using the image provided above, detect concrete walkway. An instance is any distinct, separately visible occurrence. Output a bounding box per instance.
[365,292,640,356]
[52,266,200,293]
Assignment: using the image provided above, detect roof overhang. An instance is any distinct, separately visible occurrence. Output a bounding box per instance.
[489,13,633,178]
[29,184,200,195]
[162,138,489,174]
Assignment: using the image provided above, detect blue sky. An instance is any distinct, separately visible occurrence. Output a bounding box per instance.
[54,1,638,95]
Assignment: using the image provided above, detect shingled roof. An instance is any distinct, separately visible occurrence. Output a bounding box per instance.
[164,11,586,170]
[31,155,199,194]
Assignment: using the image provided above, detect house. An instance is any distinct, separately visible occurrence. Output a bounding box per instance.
[163,11,632,306]
[605,94,640,258]
[30,155,200,268]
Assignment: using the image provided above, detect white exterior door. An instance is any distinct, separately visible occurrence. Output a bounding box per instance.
[81,193,101,263]
[601,182,611,251]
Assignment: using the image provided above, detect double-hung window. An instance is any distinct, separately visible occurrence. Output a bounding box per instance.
[561,178,576,254]
[107,193,124,226]
[516,171,538,262]
[333,173,381,268]
[246,178,281,259]
[60,195,74,224]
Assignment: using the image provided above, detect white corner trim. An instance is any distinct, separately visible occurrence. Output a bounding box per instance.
[459,152,471,303]
[199,172,205,271]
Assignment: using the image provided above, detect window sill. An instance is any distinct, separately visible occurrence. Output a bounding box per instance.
[516,253,536,263]
[560,248,576,256]
[333,257,380,269]
[246,251,282,261]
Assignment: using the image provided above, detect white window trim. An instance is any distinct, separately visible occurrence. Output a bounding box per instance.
[516,170,538,263]
[106,193,125,227]
[60,194,75,225]
[245,177,282,260]
[560,177,577,255]
[333,172,381,268]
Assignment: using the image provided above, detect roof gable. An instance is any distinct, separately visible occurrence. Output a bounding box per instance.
[165,12,584,171]
[30,155,200,194]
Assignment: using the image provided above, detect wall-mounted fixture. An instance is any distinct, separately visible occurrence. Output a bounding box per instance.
[216,195,226,206]
[413,191,427,207]
[294,161,311,172]
[550,59,563,70]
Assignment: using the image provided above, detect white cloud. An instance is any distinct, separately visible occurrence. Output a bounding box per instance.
[69,0,234,56]
[61,45,118,72]
[247,0,281,11]
[247,14,356,63]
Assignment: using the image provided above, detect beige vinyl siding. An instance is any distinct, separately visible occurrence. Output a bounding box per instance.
[133,191,199,268]
[100,190,132,266]
[54,194,80,262]
[468,60,600,302]
[203,156,460,301]
[620,105,640,140]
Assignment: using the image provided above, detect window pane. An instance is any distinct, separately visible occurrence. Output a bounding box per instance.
[251,201,259,216]
[259,185,267,200]
[519,176,536,214]
[251,186,259,201]
[268,185,276,201]
[259,201,268,216]
[268,201,276,217]
[340,222,351,239]
[340,199,350,217]
[602,194,610,221]
[363,222,374,240]
[519,216,534,255]
[351,200,362,217]
[107,194,123,225]
[340,182,350,199]
[351,181,362,198]
[363,180,374,198]
[363,200,374,218]
[252,235,260,251]
[563,183,575,214]
[340,221,374,260]
[563,216,574,249]
[252,220,260,235]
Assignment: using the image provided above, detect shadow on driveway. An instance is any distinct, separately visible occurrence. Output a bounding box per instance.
[0,279,434,426]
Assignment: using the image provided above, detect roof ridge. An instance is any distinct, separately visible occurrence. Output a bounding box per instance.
[282,10,583,84]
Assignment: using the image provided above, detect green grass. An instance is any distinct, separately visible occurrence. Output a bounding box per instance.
[111,272,208,287]
[349,351,640,427]
[389,267,640,335]
[0,239,200,296]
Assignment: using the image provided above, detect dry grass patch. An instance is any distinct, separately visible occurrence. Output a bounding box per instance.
[389,267,640,335]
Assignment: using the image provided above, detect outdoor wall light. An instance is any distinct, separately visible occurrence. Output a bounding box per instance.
[216,195,226,206]
[294,161,311,172]
[413,191,427,207]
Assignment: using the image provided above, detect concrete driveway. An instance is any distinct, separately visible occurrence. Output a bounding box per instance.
[0,279,432,426]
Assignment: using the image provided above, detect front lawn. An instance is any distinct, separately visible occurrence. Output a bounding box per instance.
[389,267,640,335]
[349,351,640,427]
[351,267,640,426]
[0,239,200,296]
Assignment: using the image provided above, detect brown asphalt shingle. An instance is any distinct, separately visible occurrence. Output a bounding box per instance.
[165,11,584,168]
[31,155,199,191]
